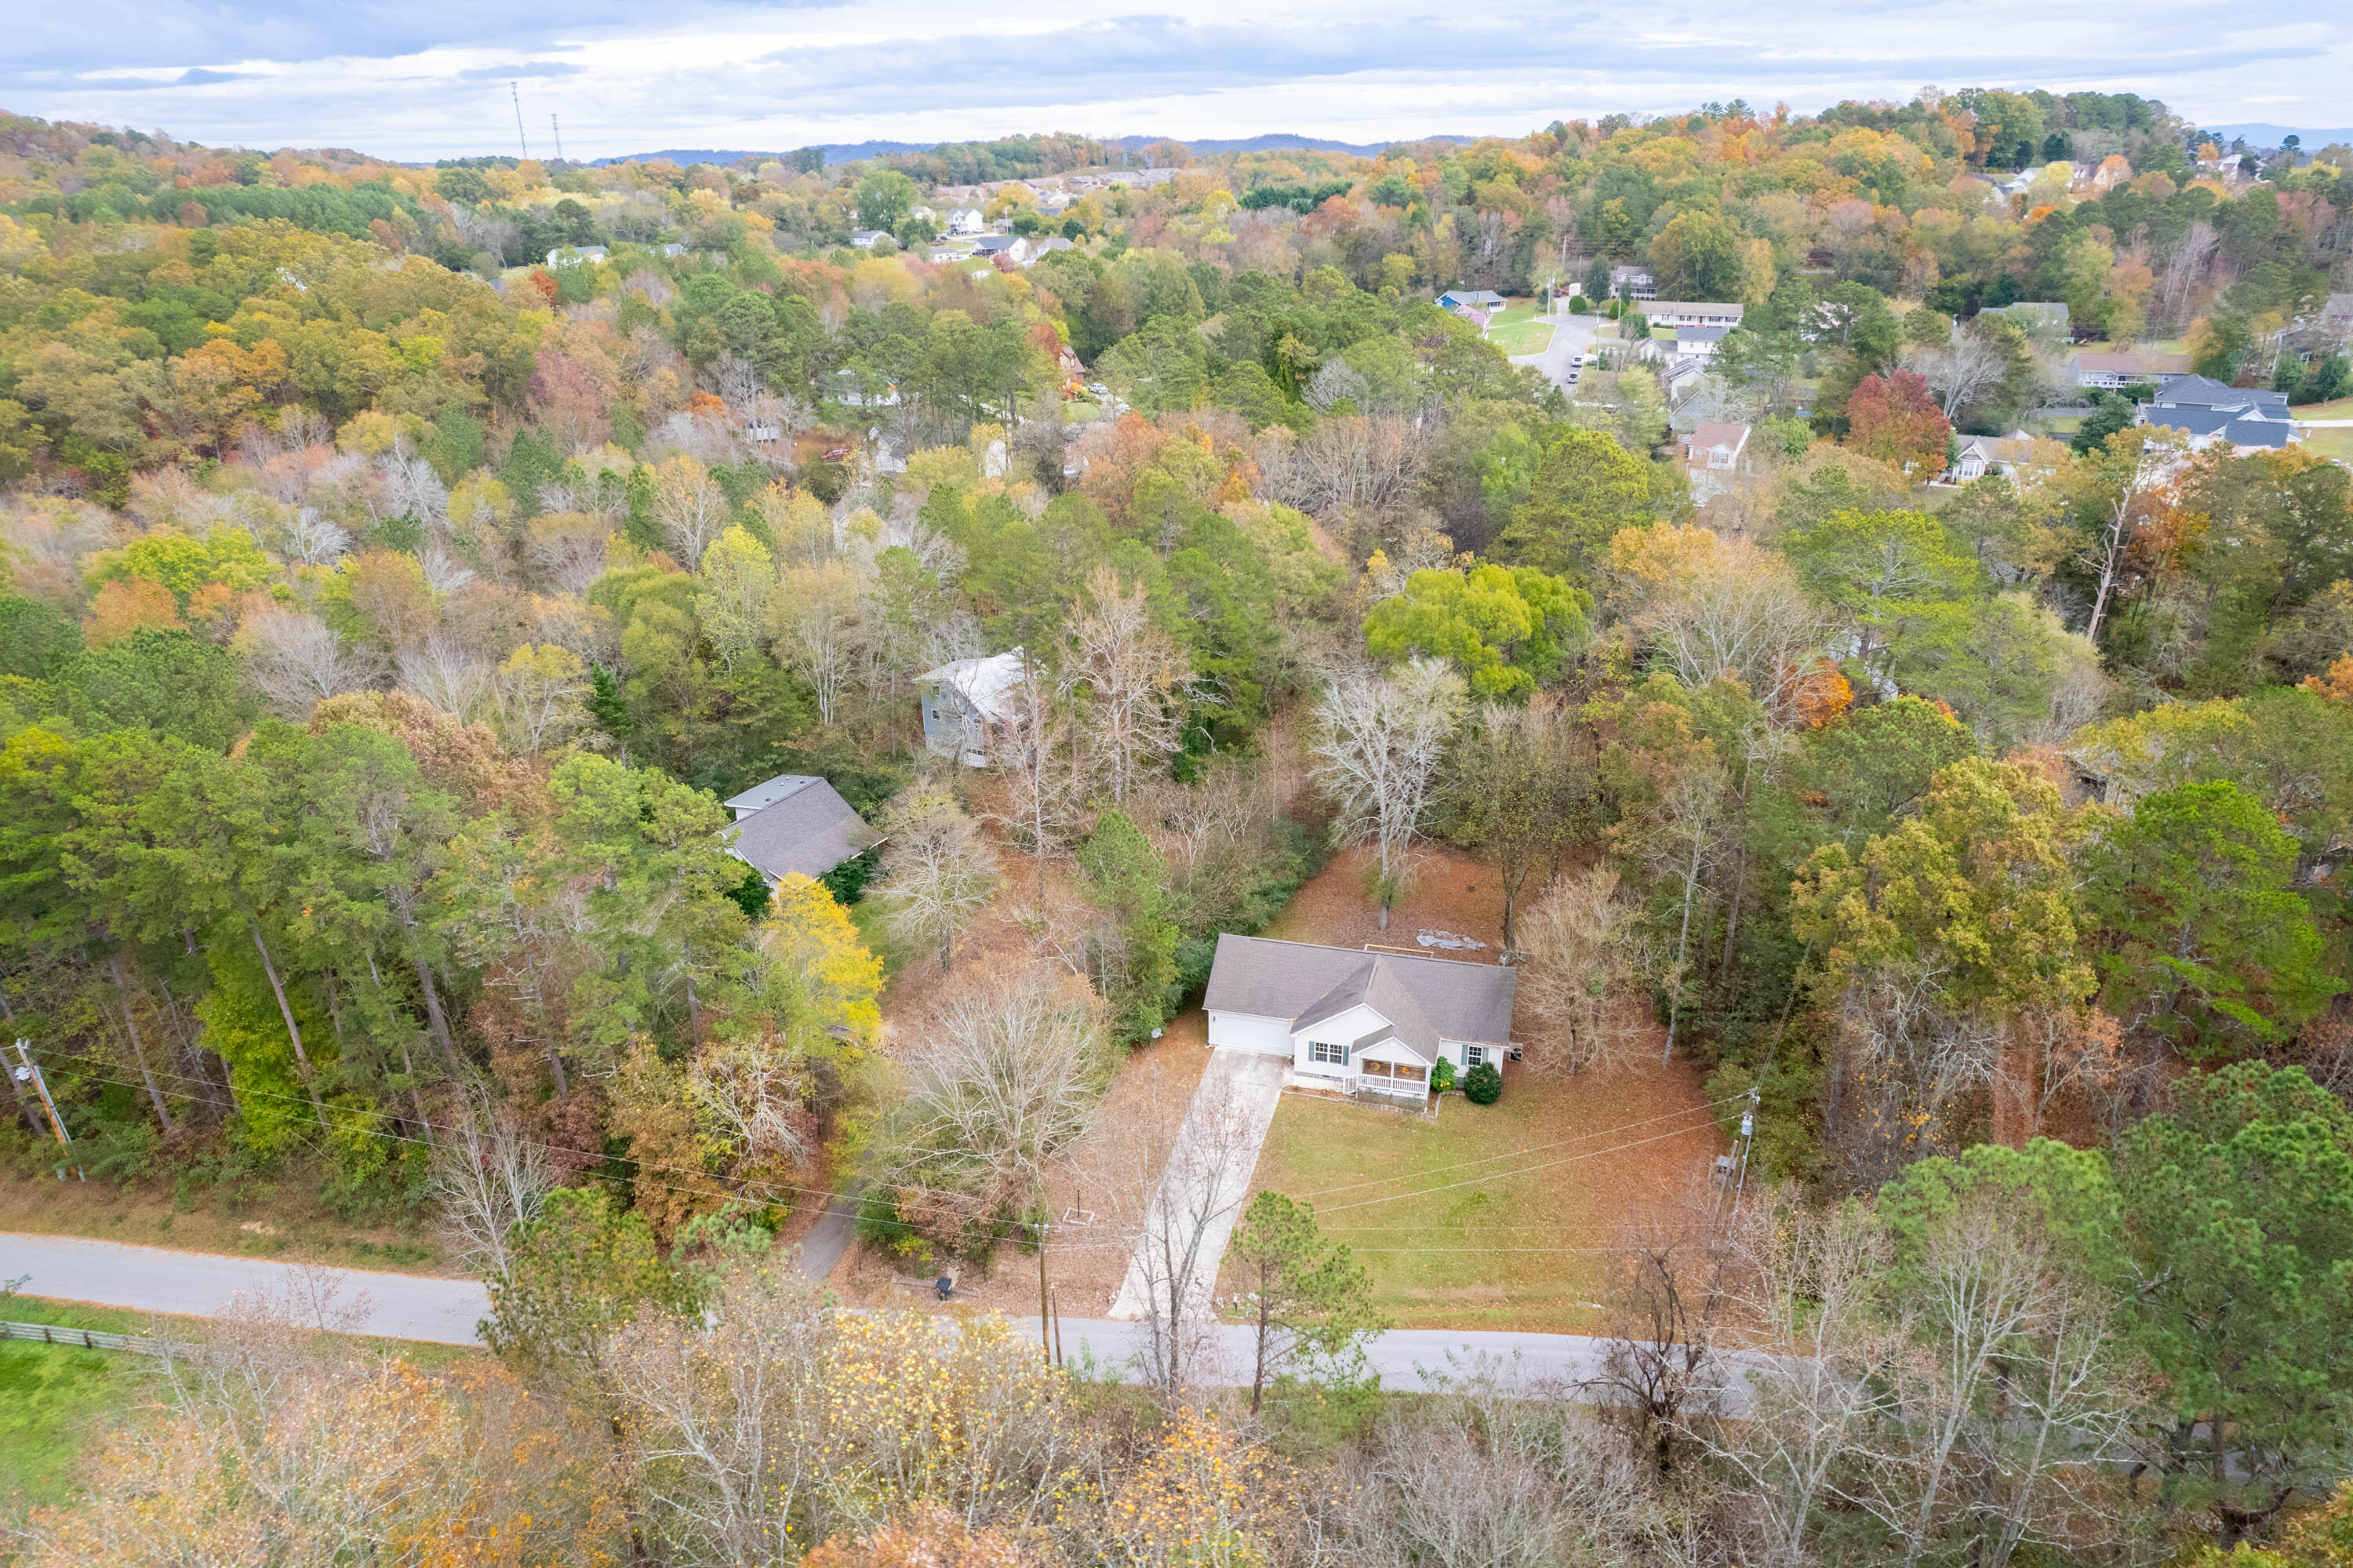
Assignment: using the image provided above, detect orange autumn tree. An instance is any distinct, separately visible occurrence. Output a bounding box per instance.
[1846,369,1952,478]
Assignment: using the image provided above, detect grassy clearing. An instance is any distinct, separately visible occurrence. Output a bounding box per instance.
[1228,1063,1724,1336]
[1486,318,1555,355]
[2299,427,2353,462]
[2292,395,2353,420]
[0,1331,149,1511]
[0,1341,141,1508]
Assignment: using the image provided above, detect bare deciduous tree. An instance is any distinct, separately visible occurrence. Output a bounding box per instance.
[1517,865,1639,1074]
[769,561,868,727]
[1071,566,1187,806]
[872,791,1002,972]
[1903,322,2012,421]
[1310,656,1466,923]
[880,966,1111,1241]
[396,633,497,724]
[1616,528,1832,725]
[427,1082,553,1280]
[1707,1191,1905,1568]
[238,606,380,719]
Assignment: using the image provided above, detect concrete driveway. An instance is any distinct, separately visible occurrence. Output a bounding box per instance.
[1107,1049,1288,1323]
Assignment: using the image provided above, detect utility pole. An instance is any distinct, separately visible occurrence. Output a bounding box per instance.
[1035,1221,1052,1362]
[510,82,529,160]
[551,114,564,163]
[13,1039,80,1180]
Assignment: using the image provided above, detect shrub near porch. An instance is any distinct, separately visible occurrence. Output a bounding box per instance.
[1226,1062,1723,1335]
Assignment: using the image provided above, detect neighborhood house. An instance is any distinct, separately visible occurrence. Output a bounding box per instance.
[1638,300,1745,329]
[2071,351,2193,390]
[2136,376,2297,452]
[1203,936,1517,1104]
[917,647,1027,765]
[722,773,871,886]
[1438,289,1506,317]
[1681,420,1752,502]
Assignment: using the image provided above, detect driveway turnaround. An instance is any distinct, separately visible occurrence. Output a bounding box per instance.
[0,1232,491,1346]
[1107,1049,1289,1323]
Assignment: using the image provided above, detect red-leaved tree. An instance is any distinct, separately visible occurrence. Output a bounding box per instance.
[1846,369,1952,478]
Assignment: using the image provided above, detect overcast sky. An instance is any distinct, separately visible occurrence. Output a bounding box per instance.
[9,0,2351,162]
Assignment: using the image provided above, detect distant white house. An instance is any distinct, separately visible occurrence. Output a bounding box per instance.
[916,648,1027,766]
[2137,376,2297,452]
[722,773,873,886]
[545,245,608,267]
[1608,264,1657,300]
[1203,937,1518,1104]
[2071,351,2194,391]
[1937,431,2046,486]
[1681,420,1752,502]
[660,242,690,258]
[946,207,987,235]
[1638,300,1744,329]
[1671,324,1731,360]
[849,229,893,249]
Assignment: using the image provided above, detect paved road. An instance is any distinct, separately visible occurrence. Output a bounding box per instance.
[793,1183,865,1282]
[0,1231,1767,1408]
[1107,1050,1289,1323]
[1511,307,1607,395]
[1,1232,491,1345]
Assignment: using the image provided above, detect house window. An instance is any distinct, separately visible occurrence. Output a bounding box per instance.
[1391,1063,1427,1084]
[1309,1040,1347,1067]
[1359,1058,1391,1077]
[1463,1046,1487,1070]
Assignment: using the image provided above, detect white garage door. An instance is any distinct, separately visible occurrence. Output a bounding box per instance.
[1206,1011,1294,1056]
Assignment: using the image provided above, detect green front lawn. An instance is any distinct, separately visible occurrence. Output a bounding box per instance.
[0,1313,151,1510]
[2292,395,2353,420]
[1485,318,1555,355]
[1227,1069,1724,1334]
[2299,427,2353,462]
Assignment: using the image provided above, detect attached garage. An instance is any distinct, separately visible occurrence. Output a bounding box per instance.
[1206,1011,1294,1056]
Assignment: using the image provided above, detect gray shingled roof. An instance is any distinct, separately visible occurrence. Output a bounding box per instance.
[727,777,871,882]
[725,773,824,815]
[1204,935,1516,1046]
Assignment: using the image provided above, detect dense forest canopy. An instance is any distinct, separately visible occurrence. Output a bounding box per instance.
[2,83,2353,1564]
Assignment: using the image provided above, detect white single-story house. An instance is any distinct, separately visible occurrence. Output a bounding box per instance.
[1203,936,1517,1104]
[722,773,873,886]
[849,229,893,249]
[916,647,1027,766]
[1639,300,1745,329]
[545,245,609,267]
[2071,351,2193,390]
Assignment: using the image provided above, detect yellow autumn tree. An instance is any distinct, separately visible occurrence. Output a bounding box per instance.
[758,871,885,1046]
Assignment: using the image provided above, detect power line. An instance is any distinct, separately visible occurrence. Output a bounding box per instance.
[1285,1090,1747,1202]
[1311,1119,1737,1216]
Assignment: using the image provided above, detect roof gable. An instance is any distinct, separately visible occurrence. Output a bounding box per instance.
[1205,936,1516,1046]
[729,778,869,882]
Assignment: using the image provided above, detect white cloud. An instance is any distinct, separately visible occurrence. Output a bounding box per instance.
[8,0,2351,158]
